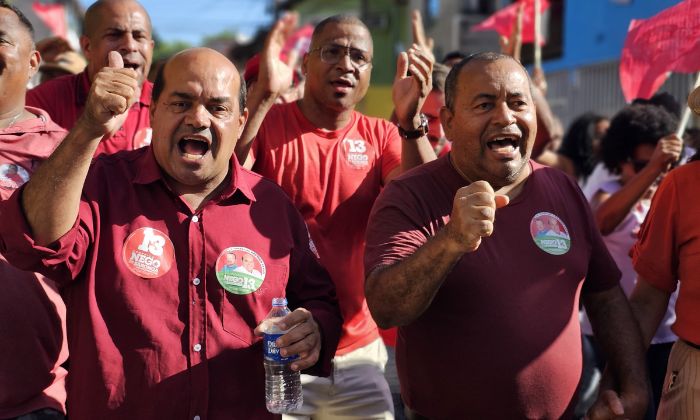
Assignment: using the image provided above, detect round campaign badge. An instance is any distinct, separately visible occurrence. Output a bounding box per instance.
[530,212,571,255]
[342,137,371,170]
[122,227,176,278]
[215,247,266,295]
[0,163,29,189]
[133,127,152,149]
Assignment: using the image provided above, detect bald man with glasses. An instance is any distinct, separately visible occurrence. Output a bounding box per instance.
[236,14,436,419]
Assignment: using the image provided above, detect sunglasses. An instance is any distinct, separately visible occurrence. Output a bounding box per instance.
[630,159,650,173]
[309,44,372,69]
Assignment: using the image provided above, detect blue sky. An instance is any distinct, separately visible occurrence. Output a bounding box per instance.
[79,0,274,45]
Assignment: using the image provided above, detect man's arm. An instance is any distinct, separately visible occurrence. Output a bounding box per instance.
[584,285,650,420]
[236,14,297,168]
[366,181,508,327]
[21,52,138,246]
[629,276,673,349]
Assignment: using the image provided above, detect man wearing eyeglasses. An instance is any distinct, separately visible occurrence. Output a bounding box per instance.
[236,13,436,419]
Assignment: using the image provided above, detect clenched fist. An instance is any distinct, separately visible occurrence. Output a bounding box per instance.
[443,181,510,253]
[81,51,140,137]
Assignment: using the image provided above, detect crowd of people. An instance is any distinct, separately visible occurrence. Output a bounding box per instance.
[1,0,699,419]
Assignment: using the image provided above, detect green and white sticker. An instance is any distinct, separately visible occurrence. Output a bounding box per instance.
[530,212,571,255]
[215,247,266,294]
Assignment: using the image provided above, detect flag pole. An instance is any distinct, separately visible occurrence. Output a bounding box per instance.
[676,72,700,138]
[534,0,542,70]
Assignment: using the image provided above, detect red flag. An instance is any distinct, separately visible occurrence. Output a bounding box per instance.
[32,2,67,38]
[471,0,550,45]
[281,24,314,58]
[620,0,700,102]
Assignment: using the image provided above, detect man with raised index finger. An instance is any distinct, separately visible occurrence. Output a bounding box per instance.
[0,47,341,419]
[364,52,649,419]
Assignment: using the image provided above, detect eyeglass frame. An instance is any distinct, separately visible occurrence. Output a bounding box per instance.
[308,44,373,69]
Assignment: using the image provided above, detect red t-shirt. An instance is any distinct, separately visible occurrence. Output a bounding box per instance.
[632,161,700,344]
[364,156,620,419]
[26,71,153,156]
[252,101,401,355]
[0,107,68,417]
[0,148,342,419]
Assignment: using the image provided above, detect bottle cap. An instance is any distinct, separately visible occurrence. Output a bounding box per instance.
[272,297,287,307]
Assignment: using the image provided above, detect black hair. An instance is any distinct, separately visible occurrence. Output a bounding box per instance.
[632,92,681,119]
[441,51,466,64]
[0,1,34,38]
[600,104,678,173]
[152,59,247,113]
[444,52,530,111]
[310,15,370,50]
[557,112,607,180]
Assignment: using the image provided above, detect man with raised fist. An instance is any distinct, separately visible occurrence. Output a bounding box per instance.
[364,53,649,420]
[0,48,342,419]
[26,0,154,156]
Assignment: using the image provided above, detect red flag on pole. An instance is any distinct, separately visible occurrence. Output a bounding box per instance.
[471,0,550,45]
[32,2,67,38]
[620,0,700,102]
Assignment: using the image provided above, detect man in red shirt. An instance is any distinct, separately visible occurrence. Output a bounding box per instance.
[0,3,68,419]
[0,47,342,419]
[26,0,154,156]
[364,53,649,419]
[236,14,436,418]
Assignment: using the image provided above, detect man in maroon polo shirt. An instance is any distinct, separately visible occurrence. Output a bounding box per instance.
[364,53,649,419]
[0,3,68,419]
[0,47,342,419]
[26,0,154,156]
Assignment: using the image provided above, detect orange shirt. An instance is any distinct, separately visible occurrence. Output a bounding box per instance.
[252,102,401,355]
[633,161,700,344]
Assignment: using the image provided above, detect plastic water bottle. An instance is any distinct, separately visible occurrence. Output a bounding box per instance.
[263,297,303,413]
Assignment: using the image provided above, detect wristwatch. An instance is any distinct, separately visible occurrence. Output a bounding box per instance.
[397,113,429,140]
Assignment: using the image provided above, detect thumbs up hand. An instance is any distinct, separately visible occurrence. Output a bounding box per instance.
[81,51,140,137]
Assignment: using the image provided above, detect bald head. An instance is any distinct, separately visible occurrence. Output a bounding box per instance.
[310,14,372,51]
[153,48,246,113]
[84,0,151,36]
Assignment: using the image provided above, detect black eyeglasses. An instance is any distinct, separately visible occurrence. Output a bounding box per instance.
[309,44,372,69]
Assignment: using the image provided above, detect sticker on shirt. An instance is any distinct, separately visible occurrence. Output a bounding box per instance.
[530,212,571,255]
[133,128,152,149]
[216,247,266,295]
[0,163,29,189]
[122,227,176,278]
[342,138,371,170]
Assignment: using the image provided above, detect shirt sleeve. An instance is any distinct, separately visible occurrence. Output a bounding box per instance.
[380,122,402,182]
[632,171,680,293]
[364,180,430,277]
[0,186,93,286]
[284,200,342,377]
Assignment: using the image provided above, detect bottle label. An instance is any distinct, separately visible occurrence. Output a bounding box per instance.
[264,333,298,362]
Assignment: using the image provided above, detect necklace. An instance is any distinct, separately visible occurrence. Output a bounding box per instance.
[2,112,22,129]
[449,153,474,184]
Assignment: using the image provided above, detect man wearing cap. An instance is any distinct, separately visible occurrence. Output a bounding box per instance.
[0,2,69,419]
[236,13,436,418]
[26,0,154,155]
[364,53,649,419]
[0,46,342,418]
[628,87,700,419]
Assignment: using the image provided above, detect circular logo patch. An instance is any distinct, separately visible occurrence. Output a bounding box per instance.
[215,247,266,294]
[0,163,29,189]
[530,212,571,255]
[122,227,176,278]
